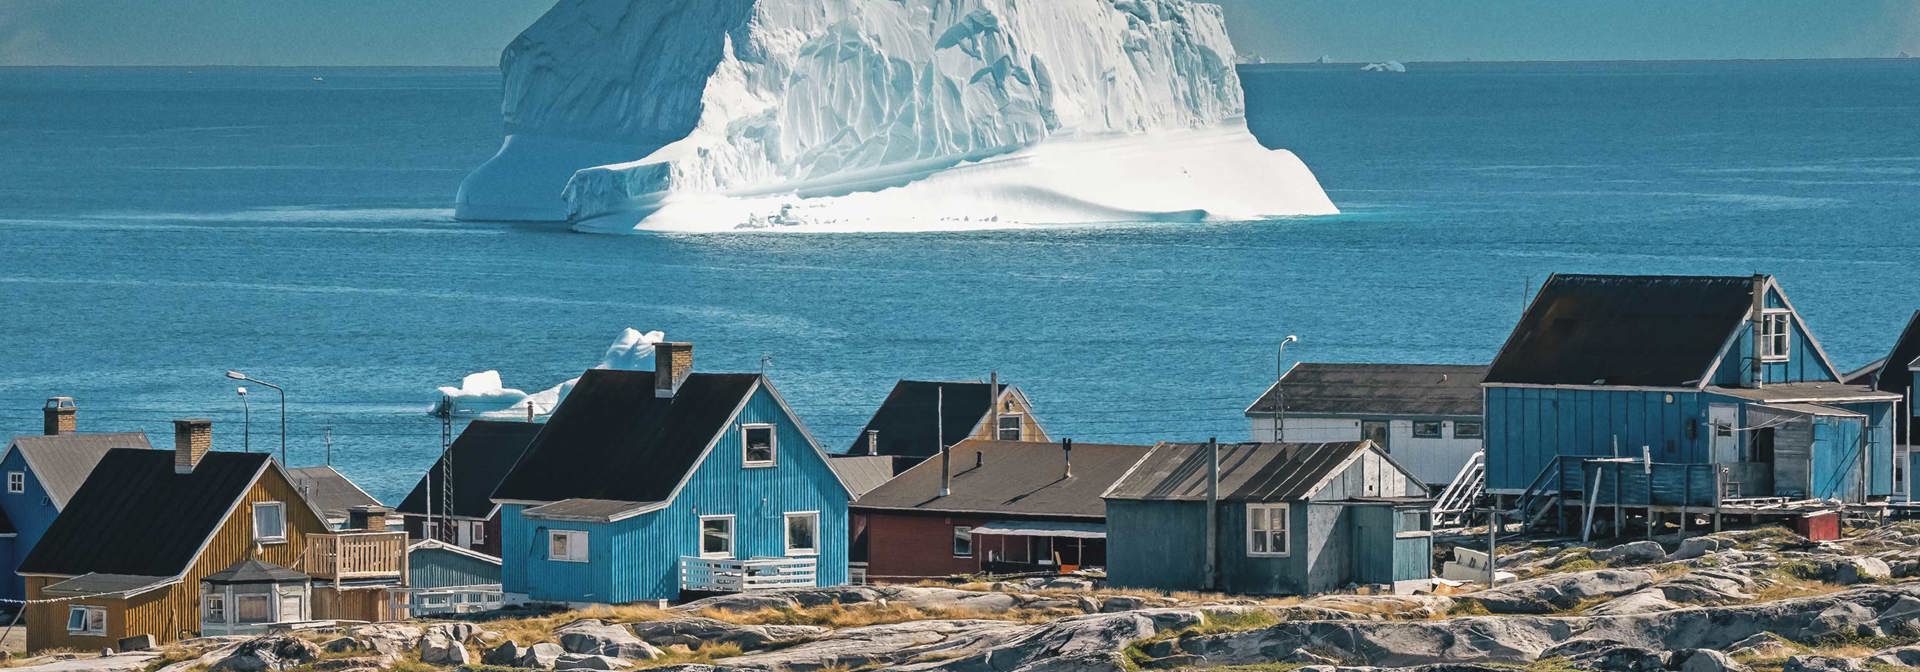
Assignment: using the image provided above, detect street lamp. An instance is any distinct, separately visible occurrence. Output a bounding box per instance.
[226,371,285,464]
[236,386,251,453]
[1274,335,1299,442]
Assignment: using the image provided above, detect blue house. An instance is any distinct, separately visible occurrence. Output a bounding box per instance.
[1845,310,1920,500]
[490,343,853,605]
[1484,275,1901,517]
[407,539,503,615]
[0,398,151,602]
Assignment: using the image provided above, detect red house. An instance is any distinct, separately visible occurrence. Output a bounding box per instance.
[850,439,1151,582]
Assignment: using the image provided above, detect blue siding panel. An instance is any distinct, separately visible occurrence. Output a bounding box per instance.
[409,547,501,590]
[1486,387,1710,492]
[0,448,66,602]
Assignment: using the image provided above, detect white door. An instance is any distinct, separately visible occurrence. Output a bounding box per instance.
[1709,405,1740,463]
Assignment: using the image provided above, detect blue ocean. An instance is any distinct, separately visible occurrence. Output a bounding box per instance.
[1,61,1916,502]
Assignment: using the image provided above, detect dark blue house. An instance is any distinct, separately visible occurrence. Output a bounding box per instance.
[1484,275,1900,514]
[0,398,150,602]
[490,343,853,605]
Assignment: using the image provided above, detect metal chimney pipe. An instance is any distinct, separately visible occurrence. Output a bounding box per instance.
[988,372,1000,440]
[1062,438,1073,479]
[866,429,879,456]
[938,385,951,498]
[1204,438,1219,590]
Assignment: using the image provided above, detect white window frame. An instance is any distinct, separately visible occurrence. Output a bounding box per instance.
[784,511,820,556]
[996,414,1023,441]
[1453,421,1483,439]
[547,529,588,563]
[471,520,486,545]
[204,593,226,624]
[699,514,736,559]
[67,605,106,635]
[6,471,23,494]
[952,525,973,558]
[1411,421,1444,439]
[1761,310,1792,362]
[742,424,777,467]
[1246,503,1290,557]
[252,501,287,544]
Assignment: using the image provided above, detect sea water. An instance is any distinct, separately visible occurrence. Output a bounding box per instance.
[1,61,1916,501]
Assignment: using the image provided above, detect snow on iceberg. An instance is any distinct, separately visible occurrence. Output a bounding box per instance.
[432,328,666,417]
[1361,61,1408,73]
[454,0,1339,232]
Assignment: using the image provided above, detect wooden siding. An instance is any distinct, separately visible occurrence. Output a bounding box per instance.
[1834,402,1896,497]
[0,448,60,603]
[1392,535,1432,583]
[506,384,850,604]
[26,464,331,651]
[965,392,1047,443]
[1486,388,1710,492]
[860,511,987,580]
[1707,287,1839,386]
[1104,499,1207,591]
[410,546,501,590]
[313,585,403,622]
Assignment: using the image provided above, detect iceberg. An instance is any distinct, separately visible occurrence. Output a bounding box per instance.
[432,328,666,417]
[455,0,1338,232]
[1361,61,1407,73]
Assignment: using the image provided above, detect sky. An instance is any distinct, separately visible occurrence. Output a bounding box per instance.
[1,0,1915,67]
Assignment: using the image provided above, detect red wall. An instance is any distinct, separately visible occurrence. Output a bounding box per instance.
[861,511,987,581]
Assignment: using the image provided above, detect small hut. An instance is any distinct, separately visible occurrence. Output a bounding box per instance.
[200,558,311,635]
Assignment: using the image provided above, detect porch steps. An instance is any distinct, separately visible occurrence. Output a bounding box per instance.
[1431,451,1486,528]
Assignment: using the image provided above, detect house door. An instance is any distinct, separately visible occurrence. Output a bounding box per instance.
[1362,421,1390,452]
[1708,405,1740,463]
[279,593,304,622]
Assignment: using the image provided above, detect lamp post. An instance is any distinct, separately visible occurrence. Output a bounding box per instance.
[236,386,251,453]
[1274,335,1299,442]
[226,371,285,464]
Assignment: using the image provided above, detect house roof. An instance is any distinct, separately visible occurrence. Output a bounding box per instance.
[5,432,152,509]
[409,539,501,565]
[40,573,175,598]
[288,465,381,523]
[828,455,899,498]
[18,450,282,577]
[1246,363,1488,418]
[397,419,543,519]
[1871,311,1920,442]
[847,380,1012,459]
[203,558,309,585]
[1486,274,1761,387]
[521,498,656,523]
[1708,382,1898,403]
[1104,441,1391,502]
[1754,403,1864,418]
[851,440,1153,519]
[490,369,763,505]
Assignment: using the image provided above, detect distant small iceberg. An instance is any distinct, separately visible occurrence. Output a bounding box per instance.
[1313,55,1333,64]
[432,327,666,417]
[1362,61,1408,73]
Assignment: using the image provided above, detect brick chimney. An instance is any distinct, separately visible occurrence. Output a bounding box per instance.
[654,342,694,398]
[174,419,212,474]
[348,505,389,531]
[43,397,76,436]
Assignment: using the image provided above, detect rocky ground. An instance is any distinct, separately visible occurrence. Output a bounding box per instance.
[12,524,1920,672]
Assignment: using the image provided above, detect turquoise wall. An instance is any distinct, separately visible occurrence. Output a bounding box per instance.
[1485,388,1709,491]
[503,384,850,604]
[409,546,500,590]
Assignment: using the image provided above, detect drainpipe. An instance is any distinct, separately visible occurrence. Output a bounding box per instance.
[1204,437,1219,591]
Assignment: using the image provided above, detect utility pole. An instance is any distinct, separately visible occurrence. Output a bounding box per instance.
[1204,437,1220,590]
[1274,336,1298,442]
[324,427,333,465]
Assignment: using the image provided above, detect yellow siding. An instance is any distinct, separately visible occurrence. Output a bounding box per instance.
[966,392,1049,443]
[26,464,333,651]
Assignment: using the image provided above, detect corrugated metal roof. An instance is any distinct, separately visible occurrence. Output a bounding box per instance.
[1486,274,1758,386]
[203,558,309,584]
[1754,403,1864,418]
[522,498,655,522]
[7,432,152,508]
[18,450,274,577]
[1103,441,1374,502]
[397,419,542,518]
[1709,382,1899,403]
[971,520,1105,539]
[288,465,381,523]
[828,455,898,498]
[1246,363,1487,417]
[852,440,1152,518]
[41,573,175,597]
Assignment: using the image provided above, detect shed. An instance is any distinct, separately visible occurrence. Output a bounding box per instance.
[199,559,312,636]
[1103,441,1432,596]
[1245,363,1488,485]
[407,540,501,615]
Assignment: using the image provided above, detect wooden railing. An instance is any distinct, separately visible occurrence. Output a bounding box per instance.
[306,532,407,581]
[681,556,817,593]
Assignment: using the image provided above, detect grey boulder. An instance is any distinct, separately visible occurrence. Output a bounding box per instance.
[1592,540,1668,565]
[628,617,826,651]
[209,637,320,672]
[556,619,663,660]
[1470,569,1655,614]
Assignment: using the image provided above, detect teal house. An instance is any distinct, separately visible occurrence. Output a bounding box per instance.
[490,343,853,605]
[1103,441,1432,596]
[407,539,503,615]
[1484,275,1901,516]
[0,398,150,602]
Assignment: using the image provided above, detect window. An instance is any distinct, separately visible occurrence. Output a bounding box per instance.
[743,424,776,466]
[204,594,226,623]
[470,521,486,545]
[1412,421,1444,439]
[1453,422,1483,439]
[253,502,286,543]
[66,605,106,635]
[6,471,23,494]
[700,515,735,558]
[1247,504,1290,557]
[784,511,819,556]
[1761,310,1791,361]
[1398,510,1430,532]
[952,526,973,557]
[236,595,272,624]
[997,415,1023,441]
[548,530,588,562]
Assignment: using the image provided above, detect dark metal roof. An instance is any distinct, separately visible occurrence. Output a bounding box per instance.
[491,369,761,505]
[1486,274,1759,386]
[521,498,654,522]
[203,558,309,585]
[851,440,1152,519]
[19,450,275,577]
[6,432,152,508]
[1246,363,1488,417]
[847,380,1007,459]
[41,573,175,597]
[1103,441,1376,503]
[288,466,381,523]
[397,419,543,519]
[1871,311,1920,444]
[828,455,899,498]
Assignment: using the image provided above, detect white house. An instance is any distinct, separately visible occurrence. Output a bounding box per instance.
[1245,363,1487,488]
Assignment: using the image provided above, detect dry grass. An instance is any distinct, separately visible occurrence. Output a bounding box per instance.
[694,602,1057,628]
[485,604,679,645]
[631,642,745,669]
[1,649,80,670]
